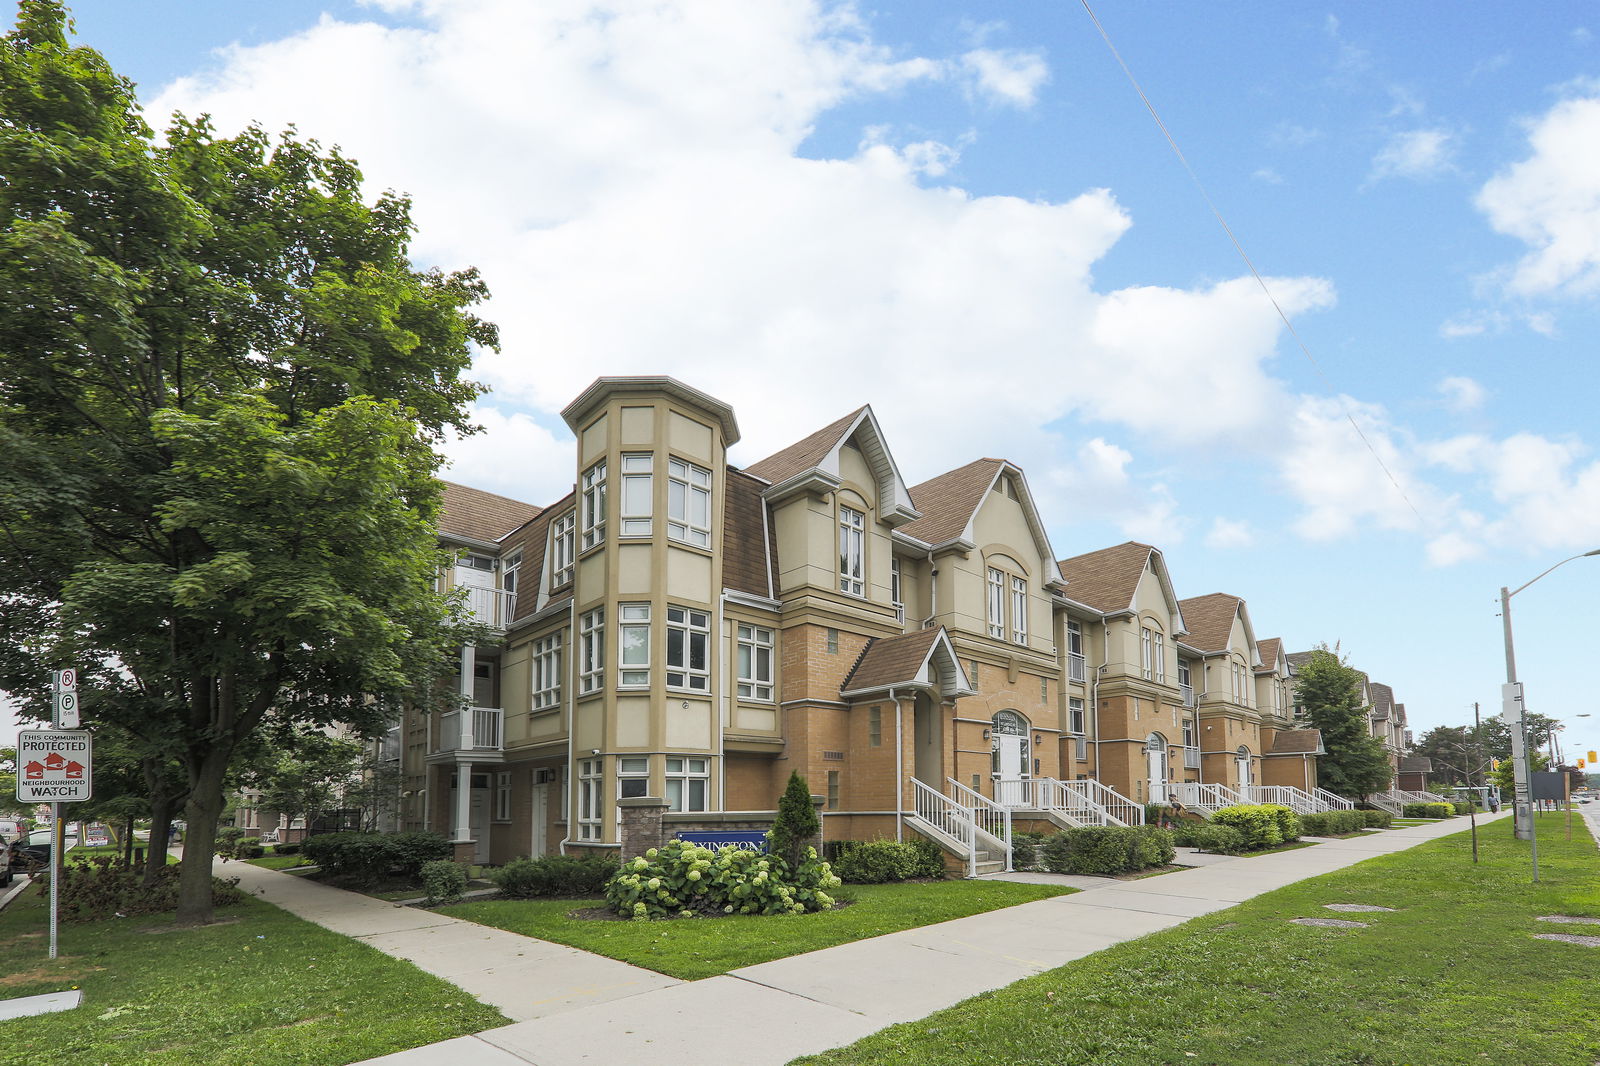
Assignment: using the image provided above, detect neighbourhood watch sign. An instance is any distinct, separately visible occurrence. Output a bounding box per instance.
[16,730,94,802]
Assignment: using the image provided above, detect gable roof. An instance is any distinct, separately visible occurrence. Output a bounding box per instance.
[1056,542,1184,629]
[840,626,974,700]
[1368,681,1394,720]
[1256,637,1283,674]
[439,481,542,545]
[1177,593,1257,662]
[900,459,1066,587]
[745,406,919,526]
[723,468,778,600]
[1268,728,1325,755]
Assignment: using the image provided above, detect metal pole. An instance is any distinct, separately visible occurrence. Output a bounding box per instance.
[49,801,60,960]
[1501,587,1536,854]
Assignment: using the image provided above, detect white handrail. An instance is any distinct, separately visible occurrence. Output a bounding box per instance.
[911,779,976,877]
[1028,778,1098,826]
[946,778,1013,872]
[1173,782,1237,815]
[1368,791,1404,815]
[1314,788,1355,811]
[1057,778,1144,826]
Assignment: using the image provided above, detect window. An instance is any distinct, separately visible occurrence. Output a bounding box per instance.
[460,553,493,571]
[619,603,650,687]
[826,770,840,810]
[1040,676,1048,703]
[838,506,865,595]
[618,756,649,799]
[1067,620,1086,682]
[1141,627,1165,683]
[532,633,562,710]
[494,772,512,821]
[550,512,575,587]
[1182,715,1195,748]
[579,609,604,693]
[619,453,654,536]
[1010,575,1028,644]
[738,624,774,700]
[665,605,709,691]
[577,758,602,840]
[826,628,839,654]
[581,462,606,549]
[987,568,1005,638]
[1069,696,1086,735]
[667,458,712,546]
[1179,659,1193,706]
[868,705,882,746]
[666,756,709,811]
[503,552,522,597]
[1152,631,1165,684]
[890,556,904,623]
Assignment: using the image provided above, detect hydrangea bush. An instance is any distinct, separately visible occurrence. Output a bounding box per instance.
[604,839,841,920]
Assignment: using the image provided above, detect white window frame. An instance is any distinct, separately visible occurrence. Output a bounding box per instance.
[494,771,512,822]
[620,453,653,537]
[1069,696,1086,735]
[665,605,710,691]
[665,756,709,812]
[617,756,649,801]
[532,633,563,711]
[619,603,651,687]
[503,551,522,598]
[737,624,774,701]
[987,567,1006,639]
[1067,620,1085,682]
[550,512,575,587]
[577,758,602,841]
[838,506,865,596]
[666,458,712,547]
[890,556,904,623]
[1141,626,1165,683]
[579,609,604,694]
[581,462,606,550]
[1151,630,1165,684]
[1010,575,1028,645]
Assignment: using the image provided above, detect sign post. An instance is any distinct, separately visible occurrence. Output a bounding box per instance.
[15,668,91,960]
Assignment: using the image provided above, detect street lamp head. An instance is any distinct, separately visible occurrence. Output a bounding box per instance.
[1584,549,1600,558]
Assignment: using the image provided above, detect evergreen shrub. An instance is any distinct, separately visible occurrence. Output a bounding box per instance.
[489,855,619,898]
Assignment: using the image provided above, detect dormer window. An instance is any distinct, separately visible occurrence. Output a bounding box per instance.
[1141,626,1165,683]
[987,568,1005,638]
[550,512,575,587]
[890,556,905,623]
[1010,575,1028,645]
[502,551,522,596]
[839,506,865,596]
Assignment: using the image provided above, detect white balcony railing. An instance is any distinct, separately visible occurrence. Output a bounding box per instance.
[1182,745,1200,769]
[1068,653,1087,683]
[459,585,516,629]
[436,706,503,754]
[1180,684,1195,708]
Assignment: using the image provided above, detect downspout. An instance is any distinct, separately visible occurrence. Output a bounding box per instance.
[892,686,903,842]
[1092,625,1107,782]
[717,594,728,817]
[922,548,937,628]
[560,599,576,856]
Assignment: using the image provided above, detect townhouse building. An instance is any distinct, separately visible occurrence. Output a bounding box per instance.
[401,377,1339,867]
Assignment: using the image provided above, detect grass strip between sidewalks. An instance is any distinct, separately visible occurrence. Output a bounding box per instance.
[443,879,1077,980]
[0,884,505,1066]
[792,813,1600,1066]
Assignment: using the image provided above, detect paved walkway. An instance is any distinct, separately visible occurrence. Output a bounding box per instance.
[231,815,1508,1066]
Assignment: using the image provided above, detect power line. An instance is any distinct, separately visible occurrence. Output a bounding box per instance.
[1078,0,1426,527]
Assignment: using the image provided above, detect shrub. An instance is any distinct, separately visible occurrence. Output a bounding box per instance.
[906,836,947,879]
[1039,826,1172,875]
[1451,800,1474,815]
[489,855,619,898]
[237,838,265,860]
[301,831,452,886]
[830,839,946,883]
[767,772,820,870]
[1402,802,1455,819]
[420,860,468,906]
[273,842,302,856]
[605,838,840,919]
[53,855,245,922]
[213,826,246,860]
[1361,808,1392,829]
[1211,805,1287,850]
[1133,825,1176,867]
[1189,824,1248,855]
[1011,831,1049,871]
[1299,810,1367,836]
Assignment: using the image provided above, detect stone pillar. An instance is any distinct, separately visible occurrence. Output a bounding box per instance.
[619,797,670,860]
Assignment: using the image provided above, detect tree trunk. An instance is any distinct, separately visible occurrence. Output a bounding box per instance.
[174,746,233,926]
[144,793,175,885]
[123,814,135,865]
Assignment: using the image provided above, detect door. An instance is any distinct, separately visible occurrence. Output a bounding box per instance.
[469,788,490,863]
[995,734,1027,806]
[1236,749,1253,795]
[530,782,549,857]
[1147,745,1170,803]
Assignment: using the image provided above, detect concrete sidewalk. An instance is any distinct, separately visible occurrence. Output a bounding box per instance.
[239,814,1504,1066]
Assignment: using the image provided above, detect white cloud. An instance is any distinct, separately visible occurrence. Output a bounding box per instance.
[1252,167,1283,185]
[1047,439,1184,545]
[958,47,1049,108]
[1437,375,1487,412]
[439,405,575,501]
[149,0,1332,510]
[1277,396,1437,541]
[1204,517,1255,549]
[1370,127,1456,182]
[1476,95,1600,297]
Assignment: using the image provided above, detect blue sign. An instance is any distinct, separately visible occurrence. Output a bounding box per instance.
[675,830,768,852]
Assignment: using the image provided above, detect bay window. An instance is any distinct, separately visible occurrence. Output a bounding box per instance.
[665,605,710,691]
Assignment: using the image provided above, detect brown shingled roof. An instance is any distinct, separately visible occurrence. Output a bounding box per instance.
[1268,729,1325,755]
[1368,681,1394,720]
[1256,637,1283,673]
[1400,755,1432,773]
[1176,593,1243,653]
[745,407,865,485]
[439,480,541,543]
[499,491,572,622]
[899,459,1003,545]
[1055,541,1156,613]
[723,468,777,599]
[841,627,944,693]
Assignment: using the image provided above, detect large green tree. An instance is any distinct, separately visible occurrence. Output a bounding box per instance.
[0,3,494,923]
[243,728,365,837]
[1294,644,1394,799]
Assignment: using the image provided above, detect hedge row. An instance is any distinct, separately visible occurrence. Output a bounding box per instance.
[1402,802,1456,819]
[825,838,945,883]
[1297,809,1369,836]
[300,831,452,886]
[1209,804,1300,850]
[488,854,620,898]
[1015,825,1176,875]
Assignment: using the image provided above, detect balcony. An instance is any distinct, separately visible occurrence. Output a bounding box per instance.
[434,707,503,756]
[1180,684,1195,708]
[459,586,516,630]
[1068,652,1086,683]
[1182,745,1200,769]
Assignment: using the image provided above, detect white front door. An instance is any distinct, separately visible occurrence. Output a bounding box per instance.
[469,788,490,863]
[530,783,548,857]
[996,734,1027,806]
[1147,748,1169,803]
[1237,755,1253,792]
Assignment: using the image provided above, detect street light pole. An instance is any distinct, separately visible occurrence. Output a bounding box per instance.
[1499,548,1600,883]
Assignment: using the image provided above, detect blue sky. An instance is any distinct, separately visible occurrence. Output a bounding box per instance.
[6,1,1600,768]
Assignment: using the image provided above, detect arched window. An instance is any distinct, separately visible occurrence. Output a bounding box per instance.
[991,710,1031,785]
[993,710,1028,736]
[1146,732,1168,752]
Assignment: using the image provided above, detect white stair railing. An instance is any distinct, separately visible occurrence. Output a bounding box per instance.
[1245,785,1320,815]
[1057,779,1144,826]
[1314,788,1355,811]
[946,778,1012,872]
[1368,791,1404,815]
[911,778,978,877]
[1173,782,1236,815]
[1027,778,1098,826]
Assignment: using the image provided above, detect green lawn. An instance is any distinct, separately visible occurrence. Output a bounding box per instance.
[792,813,1600,1066]
[0,882,505,1066]
[243,853,313,871]
[443,879,1076,980]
